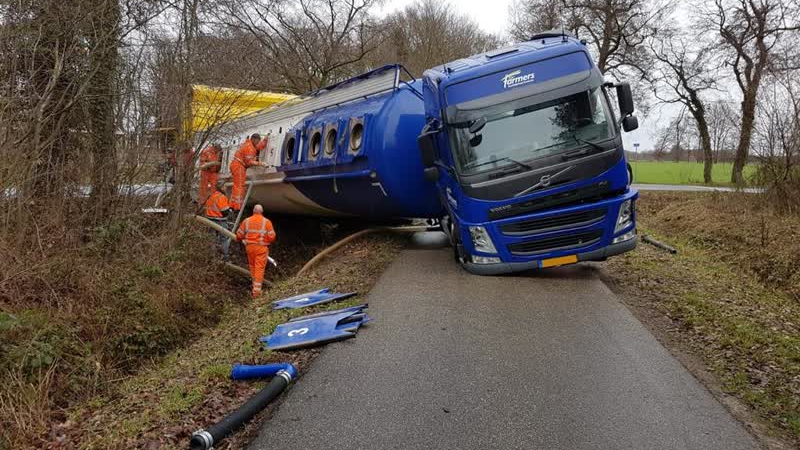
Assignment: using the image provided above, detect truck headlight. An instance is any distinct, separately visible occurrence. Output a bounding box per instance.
[615,199,634,233]
[469,225,497,254]
[472,255,501,265]
[613,229,636,244]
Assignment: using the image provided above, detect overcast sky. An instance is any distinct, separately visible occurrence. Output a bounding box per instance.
[377,0,660,151]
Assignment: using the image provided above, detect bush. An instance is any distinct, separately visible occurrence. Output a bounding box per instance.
[0,215,240,448]
[753,161,800,214]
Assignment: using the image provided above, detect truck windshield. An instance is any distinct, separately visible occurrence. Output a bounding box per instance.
[450,87,615,175]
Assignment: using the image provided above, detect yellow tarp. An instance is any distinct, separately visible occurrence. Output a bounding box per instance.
[189,85,297,132]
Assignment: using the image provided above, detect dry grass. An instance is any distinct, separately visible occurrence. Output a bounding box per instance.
[0,202,406,449]
[0,212,240,449]
[605,191,800,445]
[637,191,800,300]
[0,364,56,448]
[54,233,405,450]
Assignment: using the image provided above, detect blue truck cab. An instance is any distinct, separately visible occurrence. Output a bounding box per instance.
[417,32,640,275]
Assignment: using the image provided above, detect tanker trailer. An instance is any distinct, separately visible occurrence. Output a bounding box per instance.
[213,65,443,219]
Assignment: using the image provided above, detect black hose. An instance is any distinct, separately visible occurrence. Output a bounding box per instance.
[189,370,293,450]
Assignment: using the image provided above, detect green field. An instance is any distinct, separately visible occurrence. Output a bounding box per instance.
[629,161,756,186]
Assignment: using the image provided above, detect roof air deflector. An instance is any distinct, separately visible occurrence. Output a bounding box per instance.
[529,29,575,41]
[485,46,519,58]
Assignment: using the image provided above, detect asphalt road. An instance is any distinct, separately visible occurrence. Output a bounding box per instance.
[248,242,758,450]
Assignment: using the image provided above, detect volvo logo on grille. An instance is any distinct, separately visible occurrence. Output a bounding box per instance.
[514,165,575,197]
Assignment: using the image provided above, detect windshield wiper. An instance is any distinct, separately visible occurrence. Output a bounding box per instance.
[467,157,533,172]
[574,136,606,151]
[562,136,607,160]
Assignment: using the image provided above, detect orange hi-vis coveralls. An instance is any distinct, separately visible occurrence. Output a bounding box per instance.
[198,146,222,201]
[236,213,276,298]
[204,190,231,219]
[230,139,267,210]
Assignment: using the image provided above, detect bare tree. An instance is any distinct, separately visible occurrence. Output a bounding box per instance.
[372,0,501,77]
[86,0,122,219]
[751,71,800,209]
[508,0,670,77]
[707,100,739,162]
[213,0,382,93]
[653,107,695,162]
[509,0,574,40]
[0,0,167,237]
[705,0,800,184]
[190,31,280,90]
[652,127,669,161]
[649,29,719,182]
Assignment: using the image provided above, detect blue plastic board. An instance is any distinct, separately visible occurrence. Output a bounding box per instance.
[288,304,368,322]
[271,288,328,307]
[261,310,370,351]
[272,289,358,310]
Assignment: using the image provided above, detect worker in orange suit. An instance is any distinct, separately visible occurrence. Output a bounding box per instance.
[167,145,195,185]
[198,143,223,201]
[205,181,232,221]
[230,134,268,211]
[235,204,276,298]
[205,181,233,255]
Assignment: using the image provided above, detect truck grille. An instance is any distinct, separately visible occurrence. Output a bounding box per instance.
[508,229,603,255]
[487,181,622,220]
[500,209,606,235]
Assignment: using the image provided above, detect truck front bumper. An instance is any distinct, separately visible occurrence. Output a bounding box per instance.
[463,236,637,276]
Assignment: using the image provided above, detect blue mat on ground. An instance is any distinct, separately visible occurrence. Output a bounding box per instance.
[271,288,357,310]
[261,305,371,351]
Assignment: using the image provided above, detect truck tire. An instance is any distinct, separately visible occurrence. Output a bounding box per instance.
[441,215,453,247]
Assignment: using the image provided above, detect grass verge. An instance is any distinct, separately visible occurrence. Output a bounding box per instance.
[48,233,405,449]
[604,192,800,445]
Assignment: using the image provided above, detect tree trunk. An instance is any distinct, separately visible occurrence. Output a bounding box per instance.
[731,90,758,185]
[695,116,713,184]
[88,0,120,220]
[170,0,200,234]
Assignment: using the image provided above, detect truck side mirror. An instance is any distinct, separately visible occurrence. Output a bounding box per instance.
[622,115,639,132]
[417,130,437,167]
[615,82,635,117]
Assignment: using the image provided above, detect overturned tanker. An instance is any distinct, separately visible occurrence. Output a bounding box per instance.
[213,32,641,275]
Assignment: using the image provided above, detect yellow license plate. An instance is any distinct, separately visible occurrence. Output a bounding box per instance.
[540,255,578,268]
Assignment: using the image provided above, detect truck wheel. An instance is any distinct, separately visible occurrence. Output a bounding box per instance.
[441,215,453,247]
